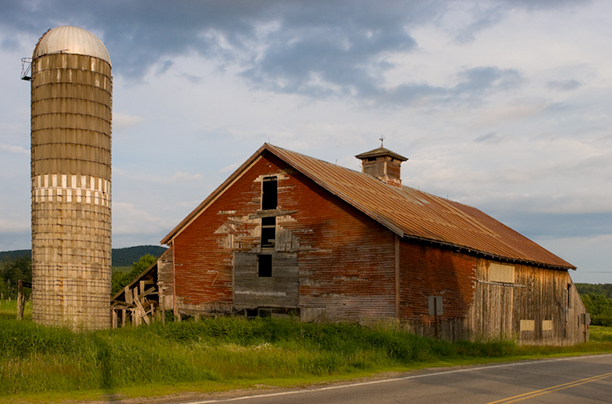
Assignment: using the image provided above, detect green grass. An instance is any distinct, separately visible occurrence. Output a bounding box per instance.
[0,307,610,404]
[0,299,31,321]
[590,325,612,342]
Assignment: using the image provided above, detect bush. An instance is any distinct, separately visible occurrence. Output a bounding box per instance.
[591,316,612,327]
[111,254,157,295]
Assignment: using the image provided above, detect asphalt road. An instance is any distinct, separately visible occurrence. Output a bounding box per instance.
[180,354,612,404]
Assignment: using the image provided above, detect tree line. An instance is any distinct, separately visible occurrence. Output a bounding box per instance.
[575,283,612,326]
[0,254,158,299]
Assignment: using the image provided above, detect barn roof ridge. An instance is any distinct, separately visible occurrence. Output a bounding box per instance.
[161,143,575,271]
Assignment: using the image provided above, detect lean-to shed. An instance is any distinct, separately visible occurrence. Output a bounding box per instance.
[159,143,588,345]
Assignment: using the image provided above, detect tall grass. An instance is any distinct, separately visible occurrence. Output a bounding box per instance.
[0,299,31,321]
[0,316,610,398]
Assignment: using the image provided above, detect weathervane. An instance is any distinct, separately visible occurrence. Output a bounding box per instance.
[379,135,385,147]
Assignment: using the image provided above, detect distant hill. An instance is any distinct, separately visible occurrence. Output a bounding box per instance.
[0,245,167,267]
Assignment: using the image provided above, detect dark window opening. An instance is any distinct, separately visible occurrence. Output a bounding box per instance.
[567,283,572,308]
[261,216,276,247]
[261,177,277,247]
[262,177,277,210]
[258,254,272,277]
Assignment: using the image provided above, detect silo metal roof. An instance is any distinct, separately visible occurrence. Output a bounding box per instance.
[33,25,111,65]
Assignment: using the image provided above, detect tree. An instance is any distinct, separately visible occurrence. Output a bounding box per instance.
[111,254,157,296]
[581,293,612,326]
[0,255,32,299]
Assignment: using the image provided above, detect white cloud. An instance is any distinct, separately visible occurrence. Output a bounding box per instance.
[112,201,168,235]
[113,113,144,130]
[0,144,28,155]
[472,101,548,128]
[219,163,240,174]
[0,218,29,233]
[114,168,202,185]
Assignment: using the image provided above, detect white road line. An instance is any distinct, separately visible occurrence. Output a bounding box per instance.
[185,354,612,403]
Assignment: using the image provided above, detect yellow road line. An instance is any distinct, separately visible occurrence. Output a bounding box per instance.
[487,371,612,404]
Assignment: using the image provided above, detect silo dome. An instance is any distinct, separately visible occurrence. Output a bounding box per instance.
[34,25,111,65]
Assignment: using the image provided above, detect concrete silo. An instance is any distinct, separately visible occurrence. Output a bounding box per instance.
[29,26,112,329]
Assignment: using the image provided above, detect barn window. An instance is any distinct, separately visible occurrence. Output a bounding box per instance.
[567,283,572,308]
[261,177,277,248]
[489,263,515,283]
[262,177,277,209]
[258,254,272,277]
[520,319,535,331]
[261,216,276,248]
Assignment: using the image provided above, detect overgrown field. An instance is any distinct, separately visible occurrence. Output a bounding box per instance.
[1,315,611,402]
[0,299,31,321]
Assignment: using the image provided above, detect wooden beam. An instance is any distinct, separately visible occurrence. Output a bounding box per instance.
[135,297,150,325]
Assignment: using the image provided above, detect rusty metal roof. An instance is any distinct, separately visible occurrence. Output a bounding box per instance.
[162,143,574,270]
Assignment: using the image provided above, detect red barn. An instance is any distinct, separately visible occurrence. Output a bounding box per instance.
[150,143,588,344]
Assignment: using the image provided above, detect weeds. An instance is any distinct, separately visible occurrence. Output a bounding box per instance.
[0,315,610,399]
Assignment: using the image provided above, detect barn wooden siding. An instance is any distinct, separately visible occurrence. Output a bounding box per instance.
[468,260,588,345]
[171,152,396,321]
[398,242,477,341]
[157,248,175,312]
[396,242,588,345]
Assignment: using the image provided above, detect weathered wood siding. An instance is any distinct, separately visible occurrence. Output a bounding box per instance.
[233,252,298,309]
[397,243,587,345]
[156,247,174,311]
[288,170,397,322]
[468,260,588,345]
[172,152,396,321]
[398,241,477,341]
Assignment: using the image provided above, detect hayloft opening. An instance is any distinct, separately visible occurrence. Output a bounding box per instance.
[261,177,277,248]
[261,216,276,248]
[262,177,277,209]
[258,254,272,277]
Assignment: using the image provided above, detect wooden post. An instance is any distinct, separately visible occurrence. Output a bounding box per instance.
[434,297,439,339]
[17,280,25,320]
[111,308,117,328]
[160,294,165,325]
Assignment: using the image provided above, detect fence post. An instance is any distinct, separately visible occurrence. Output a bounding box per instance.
[17,280,25,320]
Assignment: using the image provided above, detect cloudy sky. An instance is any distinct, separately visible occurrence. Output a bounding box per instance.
[0,0,610,283]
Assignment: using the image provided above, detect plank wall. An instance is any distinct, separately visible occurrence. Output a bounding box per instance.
[398,241,477,341]
[468,260,588,345]
[172,152,396,321]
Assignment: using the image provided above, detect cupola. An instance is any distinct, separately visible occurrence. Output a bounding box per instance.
[355,143,408,188]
